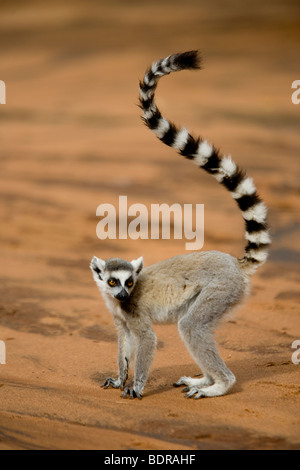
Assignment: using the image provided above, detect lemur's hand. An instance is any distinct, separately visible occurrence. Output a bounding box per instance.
[102,377,123,389]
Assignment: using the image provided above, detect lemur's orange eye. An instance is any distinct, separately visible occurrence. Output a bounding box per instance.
[126,277,134,288]
[108,279,116,287]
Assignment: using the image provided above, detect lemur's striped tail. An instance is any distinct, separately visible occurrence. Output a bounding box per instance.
[139,51,271,275]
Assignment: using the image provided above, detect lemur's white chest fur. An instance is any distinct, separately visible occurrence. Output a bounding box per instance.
[90,50,269,400]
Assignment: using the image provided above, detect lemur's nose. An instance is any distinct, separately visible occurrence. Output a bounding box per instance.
[115,289,129,302]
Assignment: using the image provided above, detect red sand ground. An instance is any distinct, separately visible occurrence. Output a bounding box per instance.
[0,0,299,450]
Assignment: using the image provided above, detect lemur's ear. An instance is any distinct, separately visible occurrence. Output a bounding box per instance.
[90,256,106,279]
[131,256,144,275]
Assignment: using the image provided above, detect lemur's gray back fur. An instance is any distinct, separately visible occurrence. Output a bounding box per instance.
[139,51,271,275]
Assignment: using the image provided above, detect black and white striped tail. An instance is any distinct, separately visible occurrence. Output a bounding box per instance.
[139,51,271,275]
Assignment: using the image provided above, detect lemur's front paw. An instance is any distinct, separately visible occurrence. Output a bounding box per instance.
[121,386,142,400]
[102,377,121,389]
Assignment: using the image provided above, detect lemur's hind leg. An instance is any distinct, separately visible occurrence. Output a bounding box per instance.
[176,279,243,399]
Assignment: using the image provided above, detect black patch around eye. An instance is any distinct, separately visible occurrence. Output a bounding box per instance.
[107,278,120,287]
[125,276,134,287]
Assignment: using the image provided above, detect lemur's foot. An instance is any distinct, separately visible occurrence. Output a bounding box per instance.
[184,379,236,399]
[173,375,213,389]
[121,386,142,400]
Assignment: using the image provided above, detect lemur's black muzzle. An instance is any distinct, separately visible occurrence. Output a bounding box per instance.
[115,289,129,302]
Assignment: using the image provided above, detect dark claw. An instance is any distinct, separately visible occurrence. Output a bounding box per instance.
[173,382,182,388]
[122,387,142,400]
[182,386,190,393]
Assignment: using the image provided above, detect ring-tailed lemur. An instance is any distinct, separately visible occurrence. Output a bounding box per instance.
[90,51,270,400]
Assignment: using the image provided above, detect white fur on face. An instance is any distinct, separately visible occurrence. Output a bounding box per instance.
[90,257,144,300]
[110,270,134,288]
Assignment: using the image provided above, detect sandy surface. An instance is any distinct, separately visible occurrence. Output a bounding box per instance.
[0,0,299,450]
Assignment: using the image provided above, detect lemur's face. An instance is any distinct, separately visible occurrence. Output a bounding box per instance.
[90,256,143,302]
